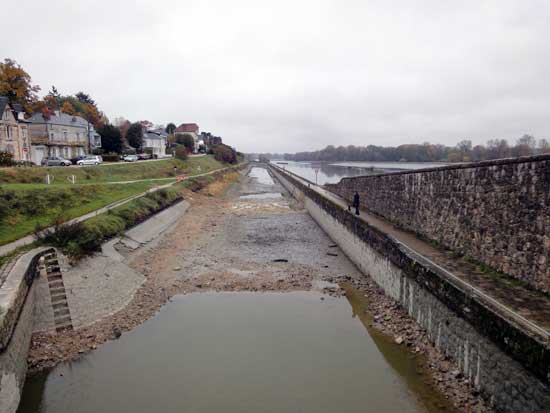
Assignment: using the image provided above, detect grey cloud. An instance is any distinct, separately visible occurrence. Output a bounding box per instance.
[4,0,550,152]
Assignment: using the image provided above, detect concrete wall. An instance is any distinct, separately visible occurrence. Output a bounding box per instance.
[270,165,550,413]
[325,155,550,293]
[0,248,51,413]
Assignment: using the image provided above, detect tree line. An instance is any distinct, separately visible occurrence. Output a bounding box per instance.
[257,136,550,163]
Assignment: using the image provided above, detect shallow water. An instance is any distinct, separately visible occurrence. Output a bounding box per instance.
[18,291,454,413]
[247,167,275,185]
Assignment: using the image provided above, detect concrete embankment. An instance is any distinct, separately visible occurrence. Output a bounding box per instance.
[268,163,550,413]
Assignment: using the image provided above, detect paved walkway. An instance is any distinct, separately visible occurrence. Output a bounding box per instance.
[0,165,238,257]
[271,164,550,342]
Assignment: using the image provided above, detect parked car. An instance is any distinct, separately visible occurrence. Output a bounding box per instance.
[137,153,151,160]
[41,157,72,166]
[123,154,139,162]
[77,155,103,166]
[70,155,87,165]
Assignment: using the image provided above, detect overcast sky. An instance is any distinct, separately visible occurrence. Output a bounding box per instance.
[5,1,550,153]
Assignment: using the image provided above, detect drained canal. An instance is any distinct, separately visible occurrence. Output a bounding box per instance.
[18,166,456,412]
[19,291,453,413]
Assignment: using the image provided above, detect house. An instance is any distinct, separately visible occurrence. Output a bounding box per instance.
[0,97,31,162]
[143,129,167,158]
[175,123,199,152]
[26,111,99,164]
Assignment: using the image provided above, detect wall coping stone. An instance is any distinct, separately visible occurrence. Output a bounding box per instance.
[328,153,550,183]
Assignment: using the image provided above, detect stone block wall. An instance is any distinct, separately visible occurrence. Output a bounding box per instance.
[270,164,550,413]
[325,155,550,293]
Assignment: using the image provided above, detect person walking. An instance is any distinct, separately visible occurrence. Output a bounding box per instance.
[352,191,360,215]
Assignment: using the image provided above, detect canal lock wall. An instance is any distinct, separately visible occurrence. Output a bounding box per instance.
[0,248,52,413]
[324,154,550,294]
[268,163,550,413]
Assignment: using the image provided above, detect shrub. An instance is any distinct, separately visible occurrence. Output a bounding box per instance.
[102,153,120,162]
[175,146,188,160]
[0,151,14,166]
[37,188,182,259]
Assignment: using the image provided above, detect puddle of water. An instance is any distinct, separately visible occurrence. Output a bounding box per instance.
[18,291,455,413]
[239,192,282,200]
[248,167,275,186]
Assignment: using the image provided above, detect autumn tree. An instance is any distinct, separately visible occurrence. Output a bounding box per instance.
[126,122,143,149]
[61,101,76,115]
[0,58,40,111]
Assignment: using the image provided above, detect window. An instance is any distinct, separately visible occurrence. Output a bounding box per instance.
[76,132,80,141]
[63,131,68,141]
[6,126,11,140]
[50,133,54,140]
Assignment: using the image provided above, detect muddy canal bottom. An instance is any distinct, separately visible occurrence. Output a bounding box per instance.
[19,292,452,413]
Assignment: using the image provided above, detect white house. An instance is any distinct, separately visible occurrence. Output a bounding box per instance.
[143,129,167,158]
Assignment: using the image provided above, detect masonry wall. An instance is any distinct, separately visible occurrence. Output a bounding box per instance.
[0,248,50,413]
[324,155,550,293]
[269,164,550,413]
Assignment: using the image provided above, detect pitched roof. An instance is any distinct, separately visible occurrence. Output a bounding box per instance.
[144,131,166,140]
[149,128,168,137]
[175,123,199,133]
[26,112,90,128]
[0,96,9,114]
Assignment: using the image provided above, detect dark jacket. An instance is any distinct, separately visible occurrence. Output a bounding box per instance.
[352,193,360,207]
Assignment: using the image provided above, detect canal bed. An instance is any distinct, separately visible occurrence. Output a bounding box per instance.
[19,291,454,413]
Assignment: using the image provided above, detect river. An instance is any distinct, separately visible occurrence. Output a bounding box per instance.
[271,161,448,185]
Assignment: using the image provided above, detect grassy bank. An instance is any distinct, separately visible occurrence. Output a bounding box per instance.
[40,188,182,259]
[0,156,225,185]
[0,181,158,245]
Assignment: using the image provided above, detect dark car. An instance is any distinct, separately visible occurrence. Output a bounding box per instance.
[41,156,72,166]
[70,155,87,165]
[137,153,151,160]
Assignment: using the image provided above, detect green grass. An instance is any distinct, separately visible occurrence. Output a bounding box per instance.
[0,181,156,246]
[0,156,225,185]
[40,188,182,259]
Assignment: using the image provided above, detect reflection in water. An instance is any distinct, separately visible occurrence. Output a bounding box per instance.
[248,167,275,185]
[18,292,453,413]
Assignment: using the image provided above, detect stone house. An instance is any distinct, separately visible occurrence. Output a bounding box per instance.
[26,111,100,164]
[175,123,199,152]
[143,129,167,158]
[0,97,31,162]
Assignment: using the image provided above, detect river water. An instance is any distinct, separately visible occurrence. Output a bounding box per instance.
[272,161,448,185]
[19,290,453,413]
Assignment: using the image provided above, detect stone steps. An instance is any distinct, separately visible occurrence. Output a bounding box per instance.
[44,252,73,332]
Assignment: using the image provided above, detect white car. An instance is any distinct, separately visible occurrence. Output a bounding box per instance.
[77,155,103,166]
[123,154,139,162]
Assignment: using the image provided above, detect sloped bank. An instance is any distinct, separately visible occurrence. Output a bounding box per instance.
[268,163,550,413]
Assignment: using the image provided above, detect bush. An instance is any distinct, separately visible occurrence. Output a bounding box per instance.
[175,146,188,160]
[37,188,182,259]
[102,153,120,162]
[175,133,195,152]
[0,151,14,166]
[212,144,237,164]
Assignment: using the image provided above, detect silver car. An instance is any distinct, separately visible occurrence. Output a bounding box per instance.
[123,154,139,162]
[77,155,103,166]
[41,156,72,166]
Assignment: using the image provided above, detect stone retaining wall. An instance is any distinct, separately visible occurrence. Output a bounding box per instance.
[0,248,51,413]
[269,164,550,413]
[324,155,550,293]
